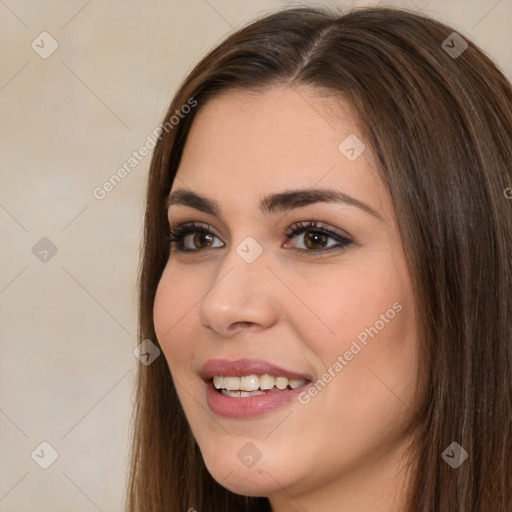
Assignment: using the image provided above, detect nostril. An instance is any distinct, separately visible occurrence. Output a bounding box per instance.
[231,321,254,329]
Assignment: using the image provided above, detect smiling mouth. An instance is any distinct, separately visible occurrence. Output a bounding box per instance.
[212,374,308,397]
[201,359,313,417]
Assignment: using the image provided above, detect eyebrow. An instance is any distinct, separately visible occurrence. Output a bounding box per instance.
[166,187,385,222]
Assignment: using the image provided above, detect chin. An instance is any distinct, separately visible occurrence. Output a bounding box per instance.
[208,466,282,497]
[200,445,295,497]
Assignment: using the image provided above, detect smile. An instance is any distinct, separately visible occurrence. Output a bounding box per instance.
[200,359,312,418]
[213,374,307,397]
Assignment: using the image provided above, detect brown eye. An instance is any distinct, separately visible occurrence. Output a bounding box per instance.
[192,232,215,249]
[284,221,352,255]
[168,223,224,252]
[183,230,223,251]
[303,232,328,250]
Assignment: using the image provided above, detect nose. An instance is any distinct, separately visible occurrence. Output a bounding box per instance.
[197,244,278,337]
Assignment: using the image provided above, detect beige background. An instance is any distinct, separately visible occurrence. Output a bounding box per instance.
[0,0,510,510]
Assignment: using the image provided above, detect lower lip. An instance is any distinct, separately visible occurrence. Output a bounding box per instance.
[205,381,307,418]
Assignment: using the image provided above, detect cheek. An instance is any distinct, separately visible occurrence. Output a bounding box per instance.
[293,261,413,363]
[153,265,201,370]
[325,275,416,419]
[294,261,417,420]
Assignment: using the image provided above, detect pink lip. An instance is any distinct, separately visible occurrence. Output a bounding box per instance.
[199,358,312,381]
[200,358,312,419]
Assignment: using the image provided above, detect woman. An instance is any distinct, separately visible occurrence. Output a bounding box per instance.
[127,6,512,511]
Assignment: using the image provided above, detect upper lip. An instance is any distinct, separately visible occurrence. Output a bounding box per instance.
[199,358,312,382]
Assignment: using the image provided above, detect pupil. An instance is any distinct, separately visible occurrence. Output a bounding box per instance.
[194,232,213,248]
[305,232,327,249]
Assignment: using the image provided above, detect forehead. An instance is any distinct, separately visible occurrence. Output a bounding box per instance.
[175,86,389,217]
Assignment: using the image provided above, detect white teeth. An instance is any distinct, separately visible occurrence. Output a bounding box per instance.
[213,376,223,390]
[240,375,259,391]
[222,390,241,398]
[213,374,307,395]
[222,389,265,398]
[275,376,288,390]
[259,374,275,390]
[223,376,241,391]
[240,390,265,397]
[288,378,304,390]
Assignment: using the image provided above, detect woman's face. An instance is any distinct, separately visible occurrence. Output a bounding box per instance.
[153,86,418,507]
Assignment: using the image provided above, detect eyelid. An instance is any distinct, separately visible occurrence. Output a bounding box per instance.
[284,220,352,241]
[169,220,218,234]
[169,219,352,239]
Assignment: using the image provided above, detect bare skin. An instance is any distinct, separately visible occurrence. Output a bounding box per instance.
[153,86,419,511]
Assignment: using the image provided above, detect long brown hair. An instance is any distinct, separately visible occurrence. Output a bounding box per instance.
[127,6,512,511]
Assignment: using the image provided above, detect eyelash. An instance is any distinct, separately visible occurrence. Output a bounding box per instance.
[166,221,352,257]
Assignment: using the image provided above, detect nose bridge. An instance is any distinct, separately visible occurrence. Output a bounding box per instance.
[212,233,267,292]
[198,236,276,335]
